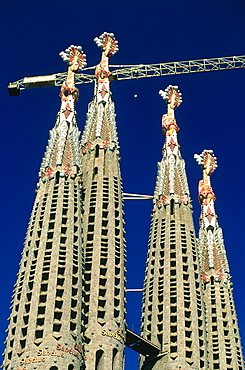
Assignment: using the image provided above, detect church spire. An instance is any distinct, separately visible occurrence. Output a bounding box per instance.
[195,150,244,369]
[140,87,207,370]
[194,150,228,277]
[80,33,126,369]
[93,32,118,105]
[2,46,87,370]
[39,45,86,184]
[153,85,190,210]
[81,32,119,150]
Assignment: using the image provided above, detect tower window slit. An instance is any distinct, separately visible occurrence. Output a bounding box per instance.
[56,290,64,298]
[35,330,43,339]
[61,227,67,234]
[97,310,105,319]
[99,299,106,308]
[39,293,47,303]
[70,322,76,331]
[170,325,177,333]
[53,323,61,332]
[38,307,45,315]
[41,284,48,292]
[95,349,104,369]
[99,278,107,286]
[186,350,192,358]
[170,345,177,353]
[55,300,63,309]
[36,317,44,326]
[95,145,99,157]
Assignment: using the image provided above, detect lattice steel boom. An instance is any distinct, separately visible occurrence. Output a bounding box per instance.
[8,55,245,96]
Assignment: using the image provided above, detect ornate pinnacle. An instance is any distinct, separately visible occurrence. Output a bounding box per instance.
[93,32,118,106]
[94,32,119,58]
[160,85,181,138]
[58,45,86,101]
[195,151,229,275]
[194,150,218,177]
[153,86,190,209]
[159,85,182,110]
[195,150,217,206]
[59,45,87,73]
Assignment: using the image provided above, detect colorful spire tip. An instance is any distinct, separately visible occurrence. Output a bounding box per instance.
[159,85,182,109]
[59,45,87,72]
[194,150,218,175]
[94,32,119,57]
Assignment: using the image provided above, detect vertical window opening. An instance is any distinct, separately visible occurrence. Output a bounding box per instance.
[170,199,175,215]
[55,171,60,184]
[112,348,119,369]
[95,349,104,369]
[95,145,99,158]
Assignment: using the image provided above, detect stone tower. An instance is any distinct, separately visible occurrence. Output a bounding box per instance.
[2,33,126,370]
[195,150,244,370]
[80,32,126,369]
[2,34,244,370]
[140,86,207,370]
[2,45,87,370]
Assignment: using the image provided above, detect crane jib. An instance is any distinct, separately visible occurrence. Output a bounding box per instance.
[8,55,245,96]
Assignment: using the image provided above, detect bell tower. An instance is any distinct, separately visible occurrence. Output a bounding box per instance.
[2,45,87,370]
[140,86,207,369]
[195,150,244,369]
[80,32,126,369]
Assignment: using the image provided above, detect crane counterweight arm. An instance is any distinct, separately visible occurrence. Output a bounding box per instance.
[8,55,245,96]
[7,72,96,96]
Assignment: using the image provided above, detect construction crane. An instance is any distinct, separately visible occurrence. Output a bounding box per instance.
[8,55,245,96]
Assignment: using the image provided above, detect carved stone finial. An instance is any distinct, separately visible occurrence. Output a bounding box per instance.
[160,86,181,138]
[195,150,217,206]
[93,33,118,106]
[159,85,182,110]
[194,150,218,176]
[94,32,119,58]
[59,45,87,72]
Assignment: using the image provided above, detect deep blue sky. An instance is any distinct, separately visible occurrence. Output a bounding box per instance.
[0,1,244,368]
